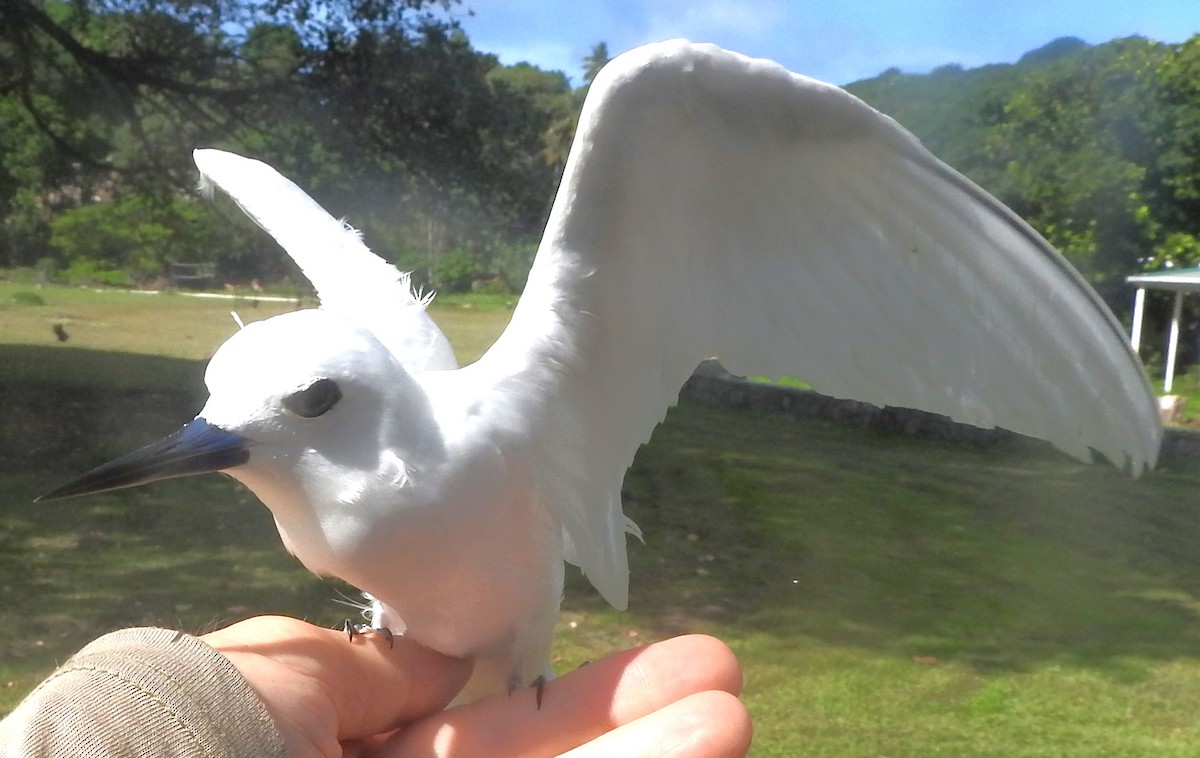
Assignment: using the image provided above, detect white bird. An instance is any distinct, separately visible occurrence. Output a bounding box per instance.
[41,40,1162,704]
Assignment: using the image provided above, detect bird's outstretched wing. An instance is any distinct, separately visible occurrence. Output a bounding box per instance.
[474,41,1161,610]
[193,149,457,372]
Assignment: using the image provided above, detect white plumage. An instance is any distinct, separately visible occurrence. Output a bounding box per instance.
[47,41,1162,704]
[195,151,457,374]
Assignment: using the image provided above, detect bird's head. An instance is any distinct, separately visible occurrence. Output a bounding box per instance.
[38,309,443,505]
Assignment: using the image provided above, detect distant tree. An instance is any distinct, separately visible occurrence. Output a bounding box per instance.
[930,63,964,76]
[49,194,236,283]
[1145,35,1200,266]
[0,0,572,282]
[847,61,1023,187]
[513,42,610,177]
[488,62,580,172]
[0,0,464,271]
[983,38,1166,285]
[1017,36,1089,65]
[850,33,1198,309]
[540,88,587,173]
[582,42,610,85]
[304,24,560,285]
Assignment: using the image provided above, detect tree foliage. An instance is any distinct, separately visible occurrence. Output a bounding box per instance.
[981,38,1161,283]
[3,12,1200,307]
[848,35,1200,307]
[582,42,609,85]
[0,0,581,288]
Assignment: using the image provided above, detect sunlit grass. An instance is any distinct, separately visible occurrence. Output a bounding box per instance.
[1149,366,1200,425]
[0,283,298,359]
[0,282,512,366]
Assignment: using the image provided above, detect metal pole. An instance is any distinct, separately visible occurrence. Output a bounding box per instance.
[1165,290,1184,394]
[1131,287,1146,353]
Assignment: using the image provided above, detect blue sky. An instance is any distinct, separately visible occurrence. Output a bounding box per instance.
[441,1,1200,85]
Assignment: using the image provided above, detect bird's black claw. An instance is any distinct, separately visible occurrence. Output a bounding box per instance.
[532,674,547,710]
[342,620,394,648]
[506,673,548,709]
[377,626,395,648]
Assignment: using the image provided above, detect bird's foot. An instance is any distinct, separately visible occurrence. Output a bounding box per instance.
[532,674,547,710]
[505,673,549,710]
[342,620,395,648]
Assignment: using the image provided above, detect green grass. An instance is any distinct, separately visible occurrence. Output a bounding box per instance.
[0,282,513,365]
[1149,366,1200,425]
[0,283,298,360]
[5,283,1200,755]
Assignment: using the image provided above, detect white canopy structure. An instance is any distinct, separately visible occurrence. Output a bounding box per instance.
[1127,267,1200,393]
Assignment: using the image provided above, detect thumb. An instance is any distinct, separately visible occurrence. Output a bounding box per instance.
[204,616,472,752]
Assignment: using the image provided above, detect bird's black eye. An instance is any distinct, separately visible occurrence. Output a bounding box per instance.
[283,378,342,418]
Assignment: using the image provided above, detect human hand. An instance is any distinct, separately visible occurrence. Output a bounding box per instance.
[203,616,751,757]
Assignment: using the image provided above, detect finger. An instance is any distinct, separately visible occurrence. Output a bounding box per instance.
[560,690,753,758]
[203,616,472,744]
[378,634,742,757]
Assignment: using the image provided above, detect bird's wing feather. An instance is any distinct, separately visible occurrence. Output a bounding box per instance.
[193,149,457,372]
[474,41,1161,610]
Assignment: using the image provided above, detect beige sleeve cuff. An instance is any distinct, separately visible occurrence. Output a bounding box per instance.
[0,627,288,757]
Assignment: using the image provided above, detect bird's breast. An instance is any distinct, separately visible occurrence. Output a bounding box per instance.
[245,439,566,660]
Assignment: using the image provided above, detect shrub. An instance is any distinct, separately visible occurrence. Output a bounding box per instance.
[50,195,234,285]
[434,250,481,293]
[62,259,131,287]
[472,275,512,295]
[490,242,537,292]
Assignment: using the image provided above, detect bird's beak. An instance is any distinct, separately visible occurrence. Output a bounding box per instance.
[37,418,251,501]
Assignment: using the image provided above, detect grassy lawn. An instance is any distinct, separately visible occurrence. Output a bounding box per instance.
[1150,368,1200,426]
[4,283,1200,755]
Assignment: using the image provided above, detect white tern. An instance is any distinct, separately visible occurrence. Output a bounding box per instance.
[41,41,1162,704]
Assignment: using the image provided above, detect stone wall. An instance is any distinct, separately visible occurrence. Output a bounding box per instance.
[681,361,1200,463]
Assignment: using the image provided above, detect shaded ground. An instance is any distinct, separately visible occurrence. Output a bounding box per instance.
[6,340,1200,754]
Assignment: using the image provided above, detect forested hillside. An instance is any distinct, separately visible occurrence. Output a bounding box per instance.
[3,1,1199,323]
[848,35,1200,309]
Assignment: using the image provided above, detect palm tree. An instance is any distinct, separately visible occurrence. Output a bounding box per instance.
[582,42,609,85]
